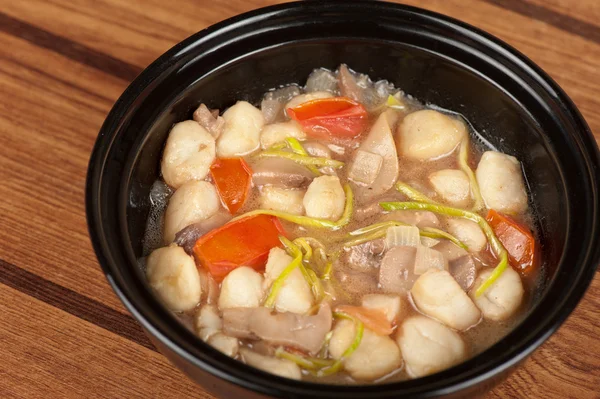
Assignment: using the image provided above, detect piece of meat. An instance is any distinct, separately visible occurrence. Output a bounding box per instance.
[222,304,332,355]
[378,246,417,294]
[193,104,225,138]
[251,158,314,189]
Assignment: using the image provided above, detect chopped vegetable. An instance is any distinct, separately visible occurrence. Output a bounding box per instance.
[395,181,438,204]
[335,305,393,336]
[231,184,354,230]
[379,201,509,297]
[285,137,321,175]
[458,138,484,211]
[193,214,286,280]
[287,97,369,141]
[256,149,344,168]
[487,209,537,277]
[210,158,252,214]
[385,225,420,248]
[315,312,364,377]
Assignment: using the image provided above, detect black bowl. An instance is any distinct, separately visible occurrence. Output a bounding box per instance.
[86,1,600,398]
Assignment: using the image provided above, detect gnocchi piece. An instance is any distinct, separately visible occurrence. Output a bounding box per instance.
[216,101,265,157]
[329,319,402,381]
[397,316,467,378]
[398,110,466,160]
[260,120,306,149]
[428,169,471,207]
[361,294,403,324]
[207,333,239,357]
[470,267,524,321]
[476,151,528,214]
[285,91,333,110]
[218,266,264,310]
[259,186,305,215]
[303,175,345,220]
[239,348,302,380]
[263,248,313,314]
[447,219,487,253]
[163,181,220,243]
[146,245,201,312]
[411,269,481,330]
[160,120,216,189]
[195,304,222,341]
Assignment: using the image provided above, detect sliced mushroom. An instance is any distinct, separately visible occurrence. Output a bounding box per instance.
[146,245,201,312]
[476,151,528,214]
[398,110,466,160]
[329,319,402,381]
[240,348,301,380]
[449,255,478,291]
[470,267,524,321]
[216,101,264,157]
[251,157,314,189]
[193,104,225,139]
[343,238,386,272]
[161,120,216,189]
[222,304,332,355]
[163,181,220,243]
[350,110,399,201]
[379,246,417,294]
[263,247,313,314]
[397,316,466,378]
[411,269,481,331]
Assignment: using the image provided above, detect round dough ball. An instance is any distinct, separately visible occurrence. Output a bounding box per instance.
[470,267,524,321]
[303,175,345,220]
[146,245,201,312]
[161,120,216,189]
[398,110,466,160]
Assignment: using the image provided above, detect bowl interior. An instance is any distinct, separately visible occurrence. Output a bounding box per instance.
[89,2,599,397]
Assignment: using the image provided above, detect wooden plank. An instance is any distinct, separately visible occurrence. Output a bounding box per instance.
[0,283,215,399]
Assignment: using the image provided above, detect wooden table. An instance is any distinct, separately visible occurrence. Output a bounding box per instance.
[1,1,598,398]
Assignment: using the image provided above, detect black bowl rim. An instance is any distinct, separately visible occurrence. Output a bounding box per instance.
[86,1,600,397]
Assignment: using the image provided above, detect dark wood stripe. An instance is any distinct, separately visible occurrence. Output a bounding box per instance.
[482,0,600,45]
[0,12,142,82]
[0,258,156,351]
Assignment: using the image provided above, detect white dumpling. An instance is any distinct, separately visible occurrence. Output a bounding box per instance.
[303,175,345,220]
[161,120,216,189]
[216,101,265,157]
[260,121,306,149]
[398,110,466,160]
[259,186,305,215]
[218,266,264,310]
[263,248,313,314]
[146,245,201,312]
[163,181,220,243]
[361,294,403,324]
[285,91,333,110]
[446,219,487,253]
[329,319,402,381]
[476,151,528,214]
[195,304,222,341]
[428,169,471,207]
[240,348,302,380]
[397,316,466,378]
[470,267,524,321]
[411,269,481,330]
[207,333,239,357]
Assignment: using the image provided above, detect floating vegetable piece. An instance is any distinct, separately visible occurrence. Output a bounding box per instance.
[287,97,369,142]
[210,158,252,214]
[335,305,393,336]
[193,214,286,280]
[285,137,321,175]
[487,209,537,277]
[256,150,344,168]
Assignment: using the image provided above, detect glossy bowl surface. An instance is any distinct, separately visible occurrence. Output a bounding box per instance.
[86,1,600,398]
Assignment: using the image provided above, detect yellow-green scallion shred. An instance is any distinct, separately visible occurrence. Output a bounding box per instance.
[314,312,364,377]
[256,150,344,168]
[458,138,485,212]
[285,137,321,176]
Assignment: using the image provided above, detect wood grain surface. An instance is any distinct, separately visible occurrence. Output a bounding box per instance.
[0,1,598,398]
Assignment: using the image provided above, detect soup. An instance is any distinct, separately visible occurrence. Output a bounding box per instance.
[142,65,539,383]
